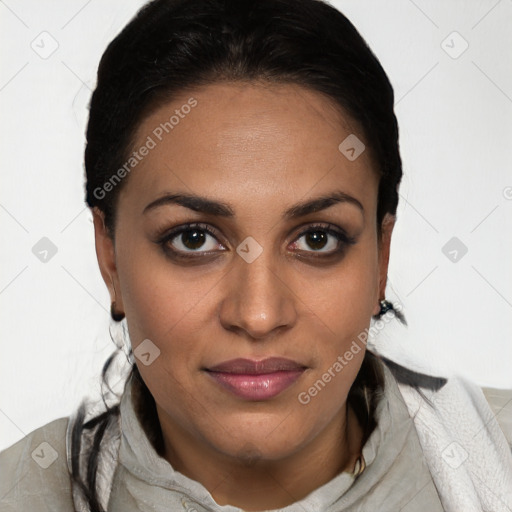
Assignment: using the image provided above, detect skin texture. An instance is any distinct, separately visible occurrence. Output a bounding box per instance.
[93,82,394,510]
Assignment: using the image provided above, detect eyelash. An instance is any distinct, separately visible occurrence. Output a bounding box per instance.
[156,222,357,261]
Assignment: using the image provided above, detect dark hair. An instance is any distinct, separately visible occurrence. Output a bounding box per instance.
[85,0,402,235]
[72,0,424,510]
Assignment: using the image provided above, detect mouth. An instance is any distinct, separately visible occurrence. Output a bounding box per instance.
[204,357,307,401]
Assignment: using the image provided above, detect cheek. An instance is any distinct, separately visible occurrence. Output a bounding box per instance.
[118,253,214,415]
[308,236,380,332]
[115,235,213,357]
[301,236,379,385]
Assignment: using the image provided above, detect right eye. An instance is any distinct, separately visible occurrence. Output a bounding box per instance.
[157,223,227,259]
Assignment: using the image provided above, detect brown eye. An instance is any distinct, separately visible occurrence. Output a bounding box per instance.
[290,223,357,256]
[180,229,207,250]
[169,227,220,253]
[304,230,328,250]
[157,223,226,258]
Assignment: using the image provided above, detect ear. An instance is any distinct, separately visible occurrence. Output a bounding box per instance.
[372,213,395,316]
[91,207,124,315]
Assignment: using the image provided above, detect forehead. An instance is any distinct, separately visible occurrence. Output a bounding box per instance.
[119,82,378,218]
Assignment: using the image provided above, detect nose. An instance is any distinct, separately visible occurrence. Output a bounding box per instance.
[219,248,297,341]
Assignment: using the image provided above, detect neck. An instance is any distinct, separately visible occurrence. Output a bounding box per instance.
[156,402,364,511]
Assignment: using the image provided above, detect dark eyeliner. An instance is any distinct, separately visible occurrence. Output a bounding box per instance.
[294,222,357,255]
[301,223,356,244]
[155,222,224,260]
[155,221,356,261]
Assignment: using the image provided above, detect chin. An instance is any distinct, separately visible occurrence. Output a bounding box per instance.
[203,415,309,463]
[219,437,301,465]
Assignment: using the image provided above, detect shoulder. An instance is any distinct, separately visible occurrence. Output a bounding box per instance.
[0,417,74,511]
[381,355,512,449]
[482,386,512,449]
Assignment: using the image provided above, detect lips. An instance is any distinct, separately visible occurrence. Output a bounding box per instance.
[207,357,306,374]
[205,357,307,401]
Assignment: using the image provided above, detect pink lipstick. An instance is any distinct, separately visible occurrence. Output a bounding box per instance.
[205,357,306,401]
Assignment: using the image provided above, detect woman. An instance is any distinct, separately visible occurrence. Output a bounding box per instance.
[1,0,511,510]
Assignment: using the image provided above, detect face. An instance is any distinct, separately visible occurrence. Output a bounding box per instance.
[94,82,393,464]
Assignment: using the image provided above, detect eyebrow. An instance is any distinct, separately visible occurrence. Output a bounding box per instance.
[143,190,364,219]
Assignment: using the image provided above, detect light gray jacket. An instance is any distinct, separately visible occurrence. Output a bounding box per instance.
[1,362,511,512]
